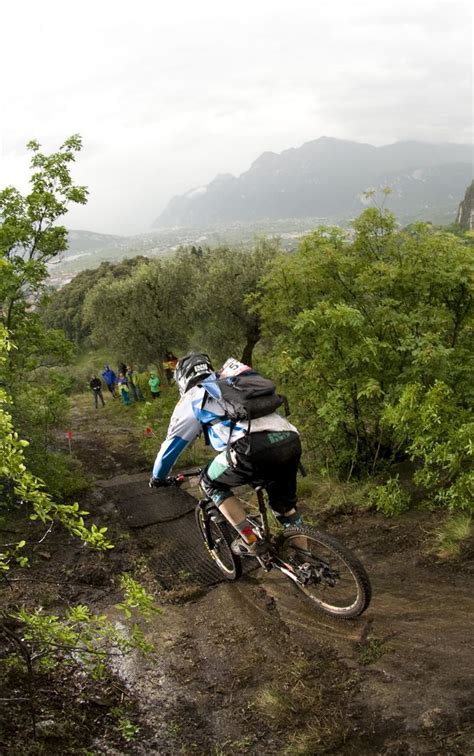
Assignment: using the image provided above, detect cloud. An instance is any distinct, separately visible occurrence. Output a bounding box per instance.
[0,0,472,233]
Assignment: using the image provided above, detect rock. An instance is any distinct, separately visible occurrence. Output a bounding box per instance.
[419,707,444,729]
[36,718,66,738]
[37,550,52,560]
[456,181,474,230]
[98,500,116,515]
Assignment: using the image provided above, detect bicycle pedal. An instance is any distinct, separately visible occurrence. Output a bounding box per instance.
[231,537,269,557]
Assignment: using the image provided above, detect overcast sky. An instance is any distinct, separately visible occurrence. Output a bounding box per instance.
[1,0,472,235]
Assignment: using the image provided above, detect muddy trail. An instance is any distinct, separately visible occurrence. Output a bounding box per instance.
[4,397,474,754]
[92,474,474,755]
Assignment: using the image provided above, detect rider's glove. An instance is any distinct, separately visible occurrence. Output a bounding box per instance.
[149,476,168,488]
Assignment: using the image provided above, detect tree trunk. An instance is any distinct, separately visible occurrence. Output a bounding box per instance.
[240,320,261,366]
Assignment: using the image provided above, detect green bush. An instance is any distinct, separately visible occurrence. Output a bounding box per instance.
[383,381,473,512]
[367,476,411,517]
[255,209,473,506]
[31,451,91,499]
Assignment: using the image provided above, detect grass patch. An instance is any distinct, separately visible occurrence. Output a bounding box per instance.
[296,475,374,522]
[358,638,388,665]
[430,514,473,559]
[29,450,92,499]
[252,650,352,754]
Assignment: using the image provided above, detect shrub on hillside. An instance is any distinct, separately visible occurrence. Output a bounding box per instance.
[256,209,473,511]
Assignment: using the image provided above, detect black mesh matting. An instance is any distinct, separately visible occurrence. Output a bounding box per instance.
[111,481,196,528]
[103,475,255,588]
[146,511,227,587]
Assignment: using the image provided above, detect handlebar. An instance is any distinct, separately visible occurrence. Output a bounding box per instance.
[149,469,202,489]
[168,469,202,486]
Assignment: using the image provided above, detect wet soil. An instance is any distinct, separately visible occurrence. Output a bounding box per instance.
[96,475,474,755]
[2,396,473,754]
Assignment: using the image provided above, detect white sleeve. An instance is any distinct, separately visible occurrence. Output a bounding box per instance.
[152,394,201,479]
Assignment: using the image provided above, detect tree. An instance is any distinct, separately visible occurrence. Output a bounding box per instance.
[0,136,87,489]
[256,209,474,497]
[41,257,151,347]
[83,257,192,365]
[82,239,281,368]
[188,238,280,364]
[0,135,87,337]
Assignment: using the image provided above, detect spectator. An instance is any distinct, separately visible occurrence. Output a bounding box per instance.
[134,370,148,401]
[163,352,178,383]
[127,364,144,401]
[117,372,130,406]
[148,371,161,399]
[89,374,105,409]
[102,365,117,398]
[118,361,127,377]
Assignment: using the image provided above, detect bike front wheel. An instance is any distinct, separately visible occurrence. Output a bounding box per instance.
[195,504,242,581]
[277,526,371,618]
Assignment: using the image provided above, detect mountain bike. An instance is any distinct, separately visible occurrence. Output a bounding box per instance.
[168,471,371,619]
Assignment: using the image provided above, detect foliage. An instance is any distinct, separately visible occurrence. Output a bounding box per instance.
[0,326,112,573]
[81,239,280,367]
[116,574,162,620]
[0,136,88,491]
[14,601,140,670]
[383,382,473,511]
[111,708,141,741]
[83,256,191,364]
[0,134,87,338]
[367,475,411,517]
[0,574,157,738]
[256,211,473,492]
[295,475,374,521]
[41,257,151,346]
[358,637,389,665]
[187,238,280,363]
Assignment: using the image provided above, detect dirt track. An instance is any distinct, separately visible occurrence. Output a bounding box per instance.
[92,473,474,755]
[18,396,473,754]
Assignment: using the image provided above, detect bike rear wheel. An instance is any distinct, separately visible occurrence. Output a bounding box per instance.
[277,525,371,618]
[195,504,242,581]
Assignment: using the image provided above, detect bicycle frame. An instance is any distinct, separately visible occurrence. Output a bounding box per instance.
[175,472,316,583]
[162,469,372,617]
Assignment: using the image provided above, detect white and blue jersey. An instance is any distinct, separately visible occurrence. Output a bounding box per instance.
[152,376,298,480]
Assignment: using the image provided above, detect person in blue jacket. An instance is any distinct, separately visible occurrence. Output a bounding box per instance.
[102,365,117,399]
[149,352,302,555]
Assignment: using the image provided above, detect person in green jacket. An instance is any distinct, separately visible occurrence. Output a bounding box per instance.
[148,371,161,399]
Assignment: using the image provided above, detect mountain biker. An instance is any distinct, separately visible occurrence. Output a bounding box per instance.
[149,352,303,554]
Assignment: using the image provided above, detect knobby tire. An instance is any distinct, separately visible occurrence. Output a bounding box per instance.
[195,504,242,581]
[277,525,371,618]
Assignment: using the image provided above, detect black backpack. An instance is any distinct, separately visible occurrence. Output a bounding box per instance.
[200,367,289,450]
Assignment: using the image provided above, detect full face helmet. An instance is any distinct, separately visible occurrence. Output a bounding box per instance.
[174,352,213,395]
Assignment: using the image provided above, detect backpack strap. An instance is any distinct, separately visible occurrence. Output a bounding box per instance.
[199,385,253,459]
[200,389,212,446]
[199,386,230,447]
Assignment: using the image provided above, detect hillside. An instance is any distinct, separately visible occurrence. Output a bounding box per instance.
[155,137,473,227]
[2,393,473,753]
[48,221,311,286]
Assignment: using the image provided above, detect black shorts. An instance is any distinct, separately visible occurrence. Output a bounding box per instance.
[200,430,301,514]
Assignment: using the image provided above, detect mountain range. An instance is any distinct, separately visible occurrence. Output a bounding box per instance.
[154,137,473,227]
